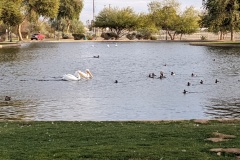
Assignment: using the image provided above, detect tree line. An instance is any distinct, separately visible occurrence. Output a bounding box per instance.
[0,0,83,41]
[0,0,239,41]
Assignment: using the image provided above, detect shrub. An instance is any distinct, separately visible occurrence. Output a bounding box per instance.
[86,35,94,40]
[101,32,118,40]
[201,35,207,41]
[62,34,69,39]
[150,36,157,40]
[72,34,85,40]
[126,33,136,40]
[136,34,143,40]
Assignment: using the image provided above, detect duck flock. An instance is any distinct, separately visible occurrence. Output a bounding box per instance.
[147,66,221,94]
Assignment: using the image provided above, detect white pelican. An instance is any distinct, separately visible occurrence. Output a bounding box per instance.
[62,70,81,81]
[78,69,93,79]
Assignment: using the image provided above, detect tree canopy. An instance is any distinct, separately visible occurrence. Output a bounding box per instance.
[57,0,83,33]
[0,0,84,41]
[147,0,200,40]
[202,0,240,41]
[94,7,138,39]
[0,1,23,27]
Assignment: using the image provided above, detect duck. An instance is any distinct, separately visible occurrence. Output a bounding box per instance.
[93,55,99,58]
[160,71,164,76]
[191,73,197,77]
[114,80,118,83]
[159,71,166,79]
[183,90,188,94]
[200,80,203,84]
[171,72,175,75]
[215,79,219,83]
[159,75,166,79]
[187,82,191,86]
[5,96,11,101]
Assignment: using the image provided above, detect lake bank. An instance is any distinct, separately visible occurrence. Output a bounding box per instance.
[0,119,240,159]
[0,42,21,48]
[190,41,240,47]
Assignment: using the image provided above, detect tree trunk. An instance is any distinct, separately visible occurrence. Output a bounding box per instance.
[230,26,234,41]
[180,33,183,40]
[18,24,23,41]
[220,31,223,40]
[66,23,70,34]
[165,30,168,40]
[168,31,175,40]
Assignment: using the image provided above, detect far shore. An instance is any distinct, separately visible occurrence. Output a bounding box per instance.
[1,38,240,48]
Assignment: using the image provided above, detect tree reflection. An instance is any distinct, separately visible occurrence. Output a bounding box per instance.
[0,99,37,120]
[0,48,19,62]
[205,99,240,119]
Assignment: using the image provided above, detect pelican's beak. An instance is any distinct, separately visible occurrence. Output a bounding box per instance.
[87,69,93,78]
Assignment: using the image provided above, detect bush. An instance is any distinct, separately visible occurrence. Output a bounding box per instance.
[150,36,157,40]
[62,34,69,39]
[136,34,143,40]
[86,35,94,40]
[101,32,117,40]
[0,35,6,42]
[201,35,207,41]
[126,33,136,40]
[72,34,85,40]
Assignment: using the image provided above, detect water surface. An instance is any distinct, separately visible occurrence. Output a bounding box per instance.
[0,41,239,121]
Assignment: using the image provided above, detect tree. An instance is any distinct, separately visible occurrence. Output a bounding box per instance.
[15,0,59,40]
[202,0,240,41]
[149,0,180,40]
[0,0,23,41]
[175,6,200,40]
[57,0,83,33]
[148,1,162,13]
[94,7,138,39]
[70,19,85,34]
[0,1,23,27]
[136,13,159,39]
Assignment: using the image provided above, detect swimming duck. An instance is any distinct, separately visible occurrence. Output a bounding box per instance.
[215,79,219,83]
[114,80,118,83]
[191,73,197,77]
[5,96,11,101]
[93,55,99,58]
[183,90,188,94]
[200,80,203,84]
[152,73,156,77]
[187,82,191,86]
[171,72,175,75]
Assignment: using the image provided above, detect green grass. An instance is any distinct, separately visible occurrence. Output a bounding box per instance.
[190,41,240,46]
[0,120,240,160]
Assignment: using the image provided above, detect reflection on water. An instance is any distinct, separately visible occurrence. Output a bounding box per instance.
[0,42,240,121]
[206,98,240,118]
[0,99,38,120]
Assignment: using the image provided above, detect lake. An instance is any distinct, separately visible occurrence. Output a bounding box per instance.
[0,41,240,121]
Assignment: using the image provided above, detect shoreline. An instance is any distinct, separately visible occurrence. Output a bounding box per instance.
[2,39,240,47]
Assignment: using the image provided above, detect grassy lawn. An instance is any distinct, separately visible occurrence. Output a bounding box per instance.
[189,41,240,46]
[0,120,240,160]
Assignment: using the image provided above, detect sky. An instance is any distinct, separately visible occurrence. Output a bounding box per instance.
[80,0,203,24]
